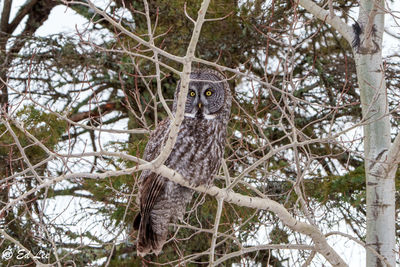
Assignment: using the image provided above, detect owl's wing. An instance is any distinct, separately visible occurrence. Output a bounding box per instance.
[139,172,165,215]
[135,118,170,217]
[134,119,170,255]
[142,118,170,161]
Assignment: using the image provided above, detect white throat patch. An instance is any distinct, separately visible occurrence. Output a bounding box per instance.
[184,113,216,120]
[203,114,216,120]
[184,113,196,118]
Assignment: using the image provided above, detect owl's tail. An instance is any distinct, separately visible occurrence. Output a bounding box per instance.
[133,212,167,257]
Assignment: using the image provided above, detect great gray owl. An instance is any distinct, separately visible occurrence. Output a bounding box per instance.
[133,68,232,256]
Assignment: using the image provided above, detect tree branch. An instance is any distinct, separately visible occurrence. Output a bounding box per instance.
[68,102,121,122]
[214,244,315,266]
[7,0,39,34]
[65,0,184,64]
[153,164,347,266]
[210,197,224,266]
[0,0,12,32]
[298,0,353,44]
[381,130,400,180]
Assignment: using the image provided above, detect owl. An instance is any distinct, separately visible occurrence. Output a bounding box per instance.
[133,68,232,256]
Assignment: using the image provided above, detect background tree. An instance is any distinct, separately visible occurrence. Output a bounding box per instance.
[0,0,399,266]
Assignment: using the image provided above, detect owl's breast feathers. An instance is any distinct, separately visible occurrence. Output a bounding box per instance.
[166,117,227,185]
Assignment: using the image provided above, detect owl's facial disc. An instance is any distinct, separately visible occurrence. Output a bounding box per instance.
[184,84,219,120]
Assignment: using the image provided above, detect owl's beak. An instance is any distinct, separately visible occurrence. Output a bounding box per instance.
[198,102,202,109]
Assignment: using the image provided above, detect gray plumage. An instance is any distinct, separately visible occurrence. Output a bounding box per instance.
[133,68,232,256]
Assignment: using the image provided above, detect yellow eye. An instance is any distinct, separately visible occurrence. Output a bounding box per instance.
[189,91,196,97]
[205,90,212,96]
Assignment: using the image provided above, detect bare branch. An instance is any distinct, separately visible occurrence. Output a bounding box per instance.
[209,197,224,265]
[214,244,316,266]
[298,0,353,44]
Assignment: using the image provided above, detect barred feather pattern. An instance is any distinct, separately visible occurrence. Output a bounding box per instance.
[134,69,231,256]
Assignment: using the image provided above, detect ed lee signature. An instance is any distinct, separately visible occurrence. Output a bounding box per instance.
[1,246,49,261]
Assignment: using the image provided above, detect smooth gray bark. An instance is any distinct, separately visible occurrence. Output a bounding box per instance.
[355,1,396,266]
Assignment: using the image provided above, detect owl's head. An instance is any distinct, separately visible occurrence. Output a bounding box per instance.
[173,69,232,121]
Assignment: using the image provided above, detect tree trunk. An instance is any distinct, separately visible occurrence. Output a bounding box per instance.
[354,0,396,266]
